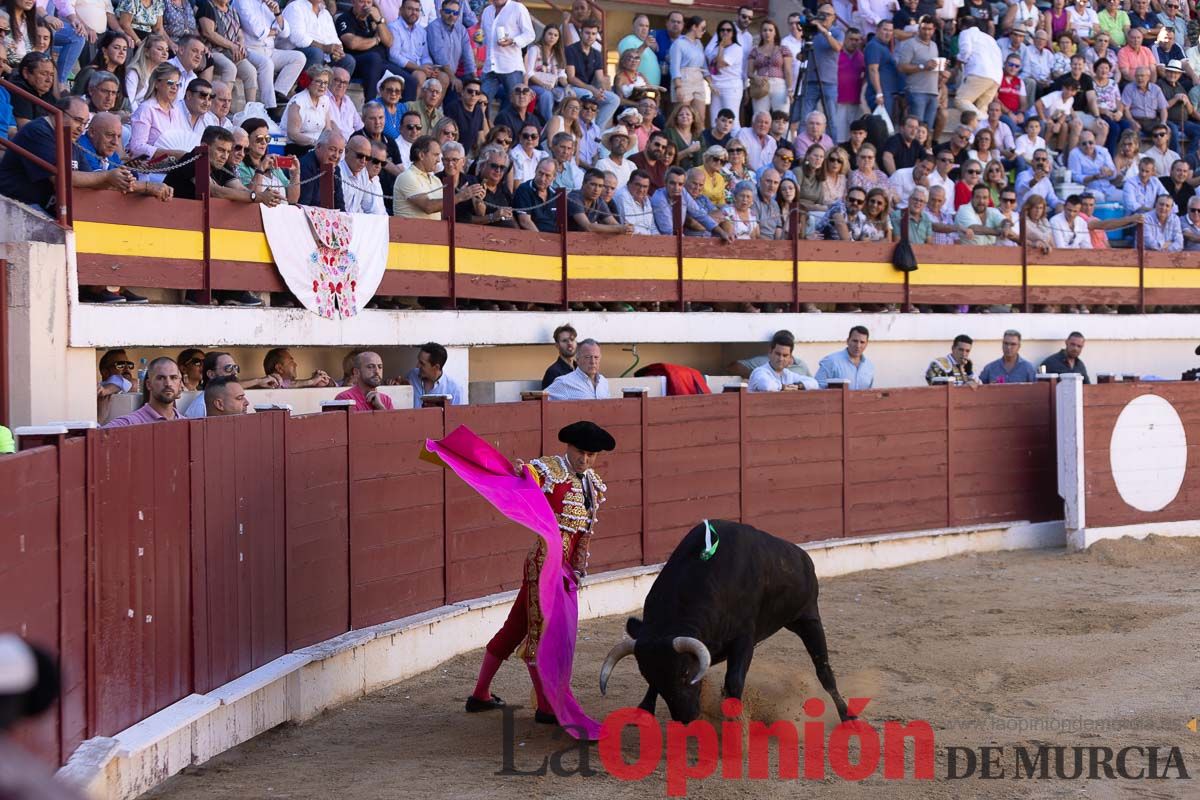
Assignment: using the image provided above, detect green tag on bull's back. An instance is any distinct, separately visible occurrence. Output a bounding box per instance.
[700,519,719,561]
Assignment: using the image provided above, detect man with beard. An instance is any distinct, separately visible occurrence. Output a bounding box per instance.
[541,323,577,388]
[103,357,184,427]
[335,351,394,410]
[630,130,669,190]
[204,375,250,416]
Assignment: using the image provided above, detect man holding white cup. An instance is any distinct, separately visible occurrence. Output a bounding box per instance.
[480,0,535,113]
[896,15,940,129]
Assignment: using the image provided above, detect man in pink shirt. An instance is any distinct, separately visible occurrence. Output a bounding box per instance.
[334,350,394,411]
[1117,27,1157,83]
[103,357,183,427]
[836,28,865,153]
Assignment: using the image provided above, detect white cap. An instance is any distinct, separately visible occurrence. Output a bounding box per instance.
[0,634,36,694]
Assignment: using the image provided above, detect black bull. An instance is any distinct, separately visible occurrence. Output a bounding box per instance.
[599,521,853,724]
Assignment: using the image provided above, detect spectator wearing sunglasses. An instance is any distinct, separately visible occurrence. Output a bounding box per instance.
[341,133,387,214]
[509,121,547,183]
[183,351,279,418]
[426,0,475,96]
[458,143,515,226]
[98,349,137,399]
[1180,196,1200,251]
[395,108,424,164]
[442,76,488,157]
[493,82,542,146]
[178,349,206,392]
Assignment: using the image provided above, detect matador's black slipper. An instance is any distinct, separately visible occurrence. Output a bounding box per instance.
[534,709,558,725]
[465,694,505,712]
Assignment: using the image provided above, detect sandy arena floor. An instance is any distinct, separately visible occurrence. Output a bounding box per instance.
[145,536,1200,800]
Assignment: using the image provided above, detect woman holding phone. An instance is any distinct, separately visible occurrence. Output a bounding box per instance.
[238,117,300,204]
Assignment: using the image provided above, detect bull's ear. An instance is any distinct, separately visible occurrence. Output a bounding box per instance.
[626,617,643,639]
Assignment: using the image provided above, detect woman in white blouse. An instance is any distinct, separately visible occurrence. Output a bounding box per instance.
[125,32,170,105]
[524,25,565,126]
[509,121,548,184]
[704,20,743,128]
[285,64,333,154]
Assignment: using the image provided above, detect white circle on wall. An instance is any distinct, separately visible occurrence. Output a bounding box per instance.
[1109,394,1188,513]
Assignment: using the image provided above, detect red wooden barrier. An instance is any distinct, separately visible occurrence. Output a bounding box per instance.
[91,423,192,737]
[190,413,287,693]
[643,393,742,563]
[951,382,1059,526]
[0,446,63,761]
[742,389,844,542]
[284,411,351,651]
[1082,382,1200,528]
[348,409,446,628]
[58,436,89,760]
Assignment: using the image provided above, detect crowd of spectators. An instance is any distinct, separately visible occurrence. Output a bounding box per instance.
[98,342,468,425]
[2,0,1200,311]
[95,323,1122,427]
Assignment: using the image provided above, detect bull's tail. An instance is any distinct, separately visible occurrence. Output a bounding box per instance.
[787,616,854,722]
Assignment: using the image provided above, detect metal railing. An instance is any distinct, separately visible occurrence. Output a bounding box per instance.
[0,78,71,228]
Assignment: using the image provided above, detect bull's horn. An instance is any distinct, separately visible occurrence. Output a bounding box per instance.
[673,637,712,685]
[599,638,636,695]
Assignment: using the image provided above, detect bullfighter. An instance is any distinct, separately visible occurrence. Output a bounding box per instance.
[464,420,615,725]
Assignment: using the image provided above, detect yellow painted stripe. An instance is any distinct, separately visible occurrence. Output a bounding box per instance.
[1144,268,1200,290]
[72,221,1193,292]
[685,258,794,283]
[569,254,676,281]
[75,221,203,260]
[1028,265,1140,288]
[388,241,450,273]
[797,260,905,285]
[456,247,559,281]
[211,228,272,263]
[910,263,1023,287]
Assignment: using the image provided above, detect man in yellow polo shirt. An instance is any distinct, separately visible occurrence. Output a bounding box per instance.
[392,135,444,219]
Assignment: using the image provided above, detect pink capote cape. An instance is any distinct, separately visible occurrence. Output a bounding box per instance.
[421,425,603,740]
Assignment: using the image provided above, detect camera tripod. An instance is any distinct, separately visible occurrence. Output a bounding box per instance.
[788,25,830,135]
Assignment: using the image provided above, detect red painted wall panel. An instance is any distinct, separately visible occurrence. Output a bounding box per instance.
[0,446,62,763]
[91,423,192,737]
[285,412,350,651]
[348,409,446,628]
[58,437,89,759]
[192,413,287,692]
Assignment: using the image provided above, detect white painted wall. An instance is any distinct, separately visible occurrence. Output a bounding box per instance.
[4,240,98,427]
[72,304,1200,391]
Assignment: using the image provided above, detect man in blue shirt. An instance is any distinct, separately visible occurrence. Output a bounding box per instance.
[815,326,875,389]
[748,330,819,392]
[979,330,1039,384]
[865,21,902,117]
[796,4,844,141]
[406,341,466,406]
[654,11,685,84]
[425,0,476,95]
